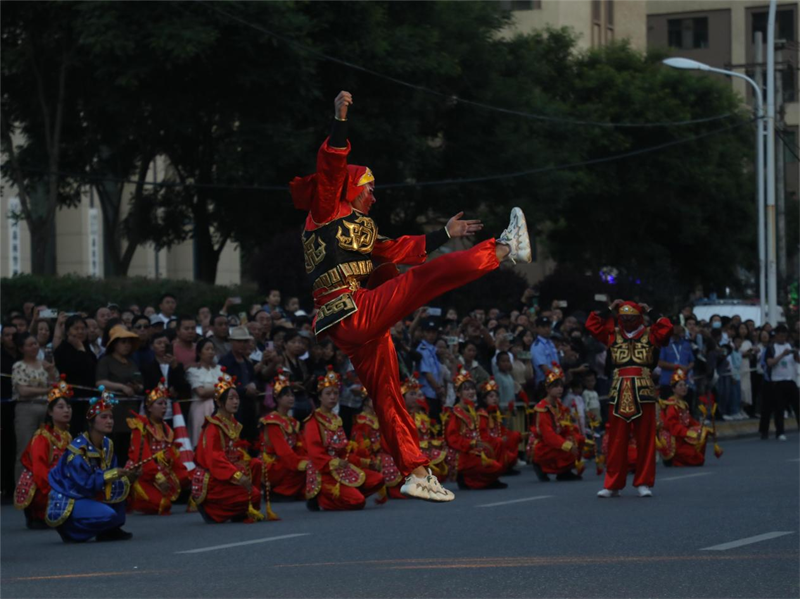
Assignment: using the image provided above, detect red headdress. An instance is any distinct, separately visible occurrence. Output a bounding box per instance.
[670,368,688,387]
[317,365,341,392]
[272,369,292,397]
[214,367,237,403]
[144,378,169,408]
[289,164,374,211]
[543,362,565,387]
[87,386,118,420]
[48,374,74,404]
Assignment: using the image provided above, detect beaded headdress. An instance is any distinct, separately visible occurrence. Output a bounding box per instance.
[453,364,473,390]
[48,374,74,404]
[317,365,341,392]
[145,377,169,407]
[215,367,237,403]
[87,386,118,420]
[544,362,565,387]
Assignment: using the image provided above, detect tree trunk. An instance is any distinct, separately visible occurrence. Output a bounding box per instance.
[191,196,227,285]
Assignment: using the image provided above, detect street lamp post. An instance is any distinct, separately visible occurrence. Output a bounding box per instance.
[663,57,767,325]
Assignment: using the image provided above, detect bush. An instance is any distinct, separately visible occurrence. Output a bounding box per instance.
[0,274,262,318]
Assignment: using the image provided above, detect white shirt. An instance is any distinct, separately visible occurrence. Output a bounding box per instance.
[771,343,798,382]
[186,364,224,399]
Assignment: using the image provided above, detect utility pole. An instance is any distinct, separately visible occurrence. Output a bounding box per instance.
[754,32,766,325]
[766,0,778,325]
[775,45,787,295]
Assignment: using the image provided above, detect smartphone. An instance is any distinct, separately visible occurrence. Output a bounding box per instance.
[594,294,609,303]
[556,300,568,308]
[446,336,459,346]
[427,307,442,317]
[39,309,58,319]
[517,351,531,360]
[230,296,242,305]
[265,341,275,351]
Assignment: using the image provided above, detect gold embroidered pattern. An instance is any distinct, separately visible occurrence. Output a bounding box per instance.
[336,216,377,254]
[303,234,327,274]
[318,294,357,319]
[312,260,373,292]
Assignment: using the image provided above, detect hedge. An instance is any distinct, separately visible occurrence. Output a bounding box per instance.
[0,274,264,319]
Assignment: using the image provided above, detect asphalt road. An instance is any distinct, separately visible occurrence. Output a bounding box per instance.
[2,433,798,599]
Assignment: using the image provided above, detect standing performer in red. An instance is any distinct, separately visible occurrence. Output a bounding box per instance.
[585,300,673,498]
[290,91,531,502]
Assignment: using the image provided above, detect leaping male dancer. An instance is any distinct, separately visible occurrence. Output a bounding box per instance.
[290,91,532,502]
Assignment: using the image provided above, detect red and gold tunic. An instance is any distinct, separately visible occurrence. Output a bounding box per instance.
[260,412,308,499]
[479,406,521,472]
[530,399,585,475]
[193,415,262,523]
[657,396,709,467]
[15,425,71,522]
[303,409,384,510]
[444,399,503,489]
[414,411,448,480]
[127,414,190,515]
[349,412,403,497]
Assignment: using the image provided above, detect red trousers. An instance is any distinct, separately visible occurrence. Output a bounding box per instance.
[533,435,585,474]
[267,462,306,498]
[673,439,706,467]
[318,468,385,511]
[329,239,500,476]
[458,452,504,489]
[203,460,263,523]
[604,403,656,490]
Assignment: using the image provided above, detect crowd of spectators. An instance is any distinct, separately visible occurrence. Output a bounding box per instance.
[1,289,799,501]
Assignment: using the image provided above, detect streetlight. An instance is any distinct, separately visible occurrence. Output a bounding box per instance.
[663,57,767,325]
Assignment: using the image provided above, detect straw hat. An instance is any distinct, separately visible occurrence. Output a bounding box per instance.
[107,324,140,352]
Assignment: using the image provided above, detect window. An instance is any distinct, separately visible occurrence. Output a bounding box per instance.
[593,0,601,24]
[606,0,614,27]
[782,130,798,164]
[668,17,709,50]
[752,9,796,43]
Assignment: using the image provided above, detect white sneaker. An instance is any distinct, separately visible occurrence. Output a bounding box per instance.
[722,415,734,422]
[778,434,787,441]
[637,485,653,498]
[497,207,532,264]
[400,469,455,502]
[597,488,620,498]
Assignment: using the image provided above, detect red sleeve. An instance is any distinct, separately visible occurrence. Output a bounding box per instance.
[478,413,491,443]
[585,311,615,347]
[348,423,373,468]
[29,436,52,494]
[372,235,428,266]
[445,414,473,453]
[310,139,350,225]
[266,424,304,471]
[649,317,674,347]
[170,443,190,486]
[202,425,240,482]
[663,406,690,438]
[303,418,333,473]
[536,410,569,450]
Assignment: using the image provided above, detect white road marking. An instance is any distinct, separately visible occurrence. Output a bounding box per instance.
[787,458,800,462]
[660,472,713,482]
[176,533,311,554]
[701,531,795,551]
[476,495,552,508]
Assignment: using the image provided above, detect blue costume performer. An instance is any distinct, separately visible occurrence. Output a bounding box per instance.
[45,387,137,543]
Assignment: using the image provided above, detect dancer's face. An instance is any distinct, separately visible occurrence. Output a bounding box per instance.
[352,183,376,214]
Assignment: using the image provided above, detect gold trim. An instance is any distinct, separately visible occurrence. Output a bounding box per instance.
[312,260,373,292]
[45,497,75,528]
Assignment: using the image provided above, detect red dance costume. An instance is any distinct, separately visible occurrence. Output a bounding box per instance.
[304,409,385,511]
[349,410,403,499]
[260,412,308,499]
[15,424,71,523]
[478,379,521,473]
[192,370,263,523]
[585,302,672,491]
[291,124,500,478]
[530,386,586,476]
[445,399,503,489]
[127,414,190,515]
[600,423,638,473]
[15,376,74,525]
[657,369,712,467]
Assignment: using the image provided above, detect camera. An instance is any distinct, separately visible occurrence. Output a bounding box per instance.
[427,307,442,317]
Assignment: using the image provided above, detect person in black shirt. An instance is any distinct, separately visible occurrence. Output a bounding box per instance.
[53,315,97,435]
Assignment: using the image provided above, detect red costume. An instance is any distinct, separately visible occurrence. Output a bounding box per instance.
[444,367,503,489]
[478,379,521,473]
[126,381,190,515]
[600,422,637,473]
[291,128,501,479]
[585,301,672,491]
[14,377,73,525]
[403,375,448,481]
[303,369,384,510]
[349,409,403,499]
[657,369,712,467]
[192,371,264,523]
[260,371,308,499]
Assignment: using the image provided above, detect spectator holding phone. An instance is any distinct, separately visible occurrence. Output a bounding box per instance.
[457,341,490,387]
[762,324,800,441]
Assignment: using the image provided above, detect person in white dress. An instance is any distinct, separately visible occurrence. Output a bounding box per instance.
[185,339,223,448]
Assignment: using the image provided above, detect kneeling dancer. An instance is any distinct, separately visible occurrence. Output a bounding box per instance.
[657,368,715,467]
[193,369,265,523]
[46,388,138,542]
[304,367,385,511]
[290,91,531,501]
[585,300,672,498]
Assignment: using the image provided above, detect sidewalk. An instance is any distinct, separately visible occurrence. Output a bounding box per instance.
[715,418,800,440]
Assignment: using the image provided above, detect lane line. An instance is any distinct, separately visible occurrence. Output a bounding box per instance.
[787,458,800,462]
[175,533,310,554]
[476,495,552,508]
[660,472,713,482]
[701,531,795,551]
[4,570,170,582]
